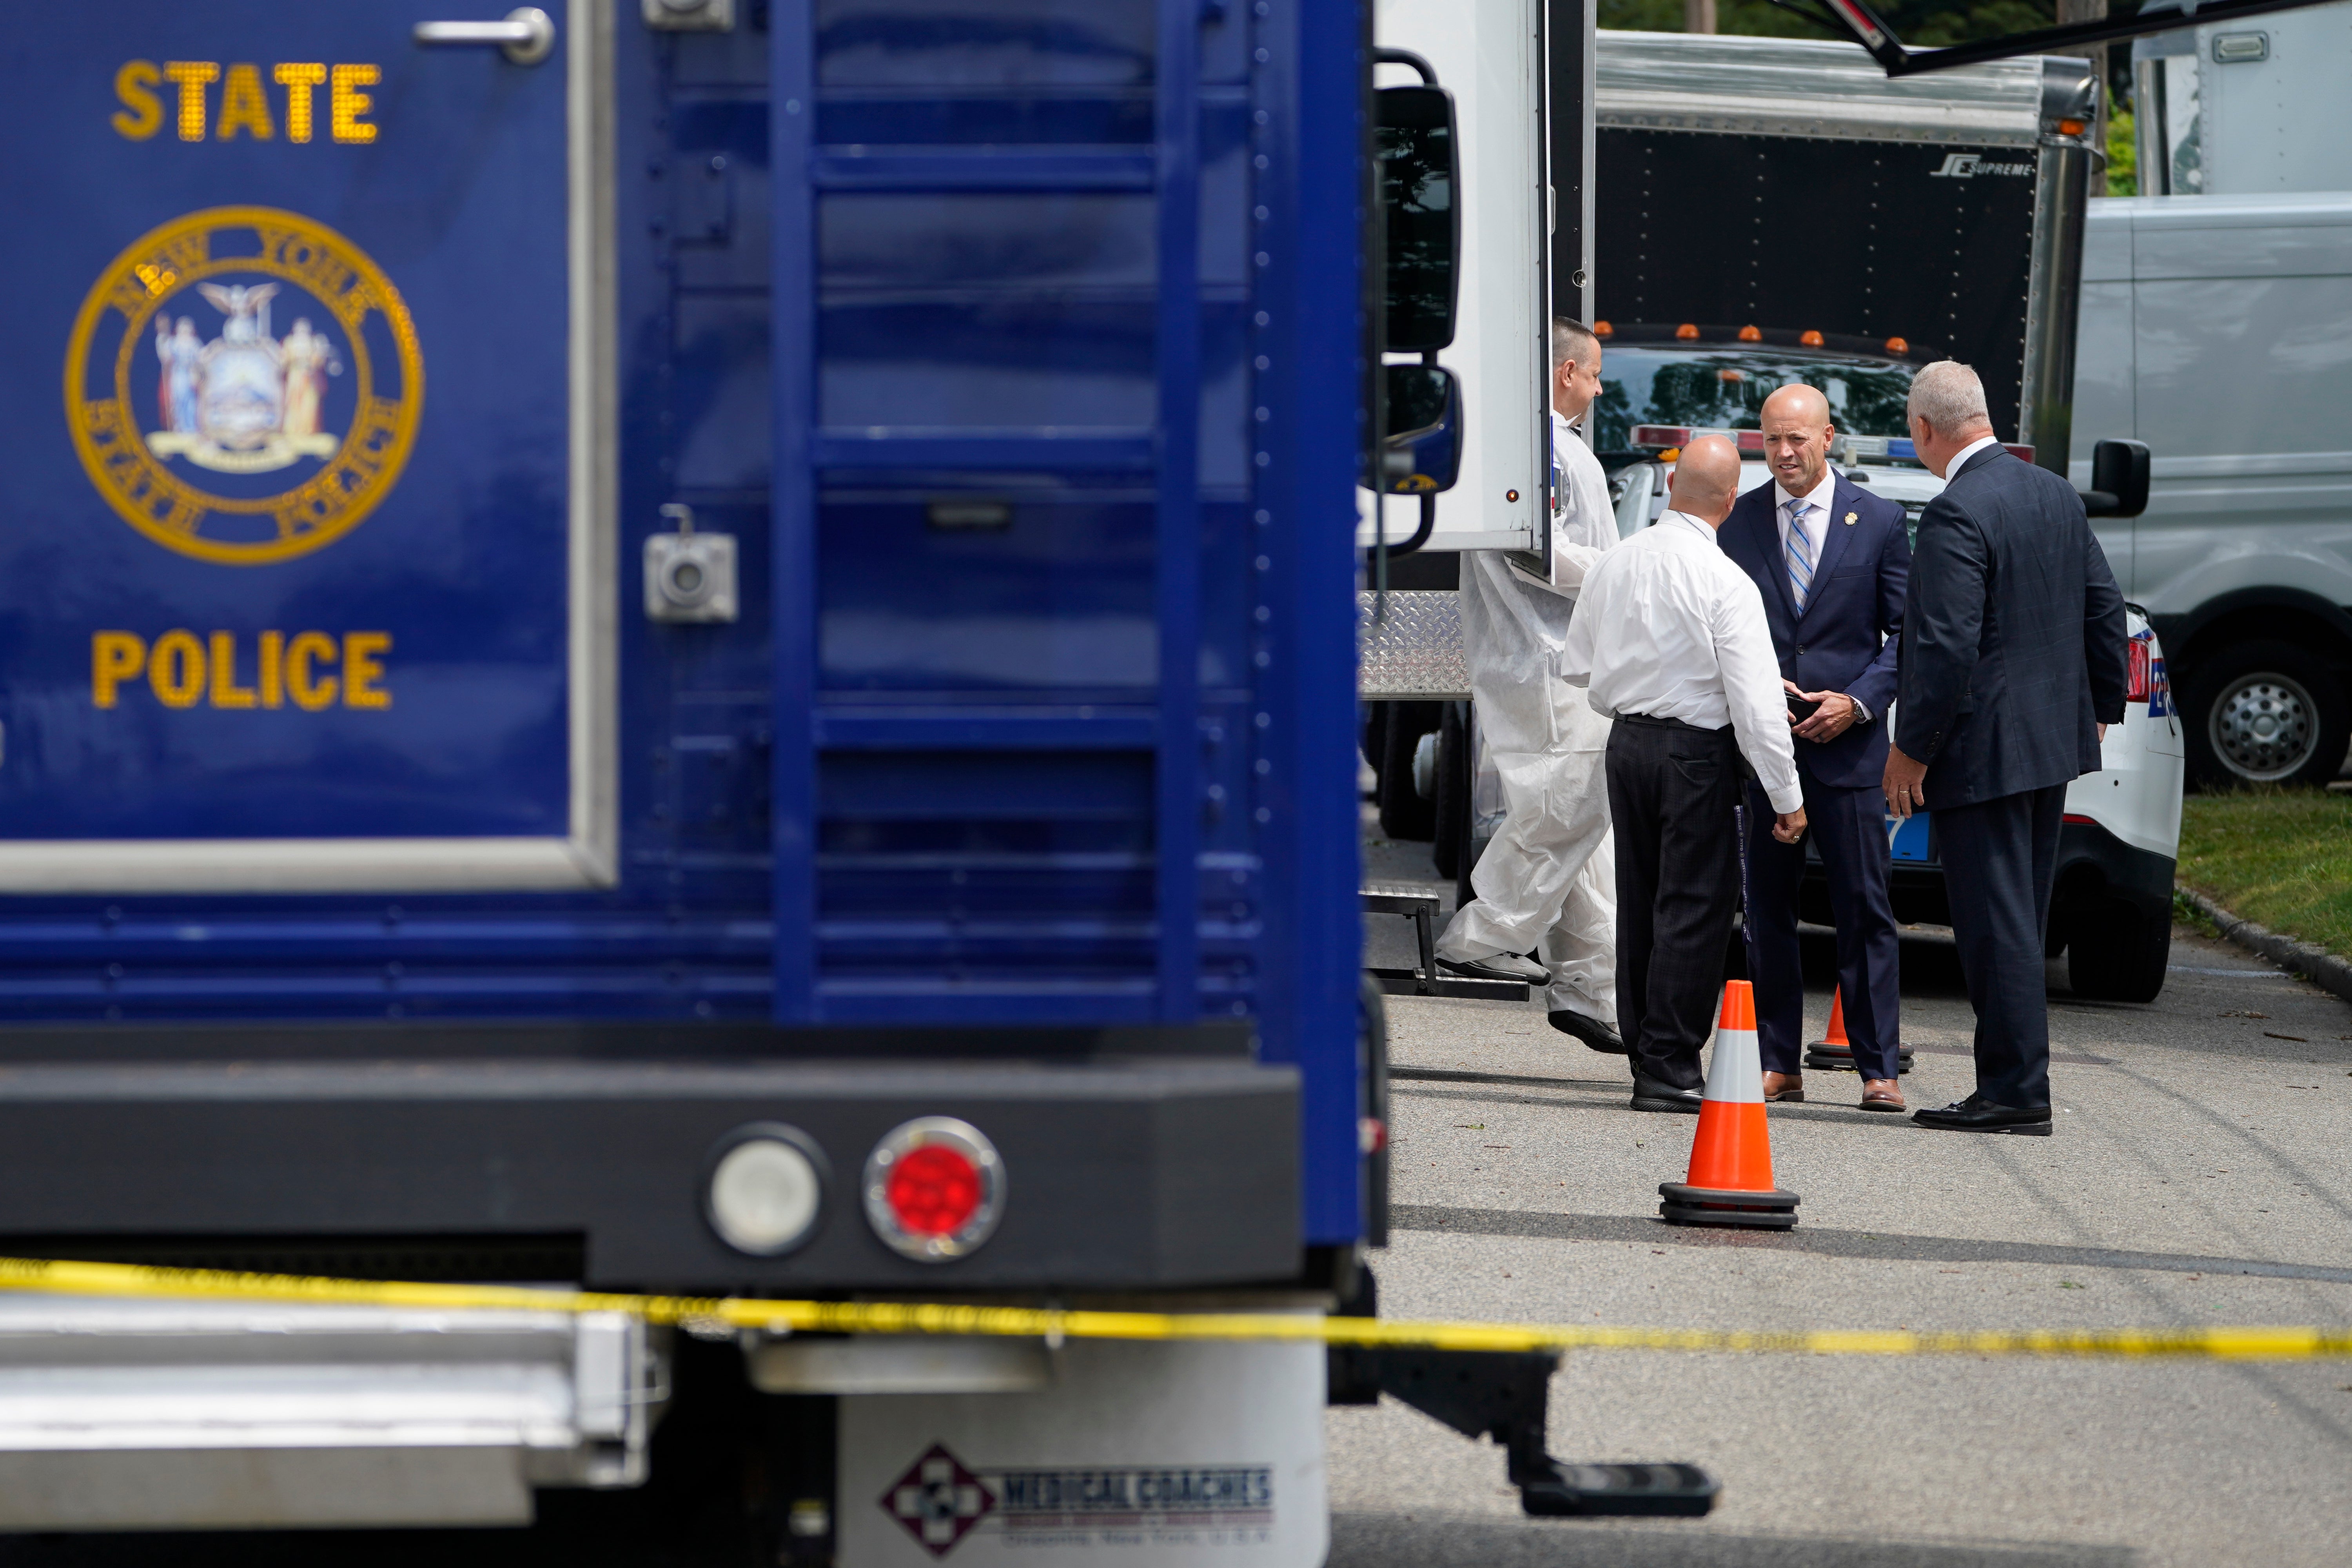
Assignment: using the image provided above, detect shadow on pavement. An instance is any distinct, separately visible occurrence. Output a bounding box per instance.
[1390,1201,2352,1283]
[1330,1512,2139,1567]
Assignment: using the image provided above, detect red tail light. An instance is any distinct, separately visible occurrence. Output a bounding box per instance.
[888,1146,983,1236]
[2002,443,2036,462]
[1631,425,1692,450]
[864,1117,1004,1261]
[1735,430,1766,454]
[2126,638,2151,702]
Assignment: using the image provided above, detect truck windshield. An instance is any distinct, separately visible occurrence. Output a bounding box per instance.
[1589,347,1916,451]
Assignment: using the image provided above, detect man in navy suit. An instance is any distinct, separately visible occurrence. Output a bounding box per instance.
[1720,384,1911,1111]
[1887,361,2127,1135]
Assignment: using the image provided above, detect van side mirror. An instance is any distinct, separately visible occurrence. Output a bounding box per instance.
[1381,365,1462,493]
[1377,85,1459,354]
[2080,439,2150,519]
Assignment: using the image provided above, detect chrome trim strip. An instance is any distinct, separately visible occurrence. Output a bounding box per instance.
[1595,28,2044,145]
[566,0,621,888]
[0,838,617,894]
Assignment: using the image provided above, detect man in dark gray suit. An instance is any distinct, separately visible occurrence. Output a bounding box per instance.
[1884,362,2129,1135]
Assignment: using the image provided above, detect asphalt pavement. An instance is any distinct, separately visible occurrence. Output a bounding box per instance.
[1335,827,2352,1567]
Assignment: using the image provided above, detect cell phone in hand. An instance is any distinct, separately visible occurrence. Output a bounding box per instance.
[1786,692,1821,723]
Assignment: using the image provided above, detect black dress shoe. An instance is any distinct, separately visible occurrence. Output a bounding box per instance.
[1912,1094,2052,1135]
[1630,1072,1703,1114]
[1548,1009,1627,1054]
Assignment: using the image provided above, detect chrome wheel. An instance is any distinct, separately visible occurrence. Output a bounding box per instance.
[2209,671,2319,781]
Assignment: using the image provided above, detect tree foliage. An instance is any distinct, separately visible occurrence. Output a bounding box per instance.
[2107,96,2136,196]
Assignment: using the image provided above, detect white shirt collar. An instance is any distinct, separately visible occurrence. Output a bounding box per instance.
[1661,510,1717,541]
[1949,434,2002,474]
[1773,468,1838,517]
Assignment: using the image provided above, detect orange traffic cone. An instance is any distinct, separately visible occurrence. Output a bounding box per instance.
[1659,981,1799,1230]
[1803,987,1913,1075]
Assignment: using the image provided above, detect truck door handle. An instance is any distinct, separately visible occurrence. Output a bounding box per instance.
[414,6,557,65]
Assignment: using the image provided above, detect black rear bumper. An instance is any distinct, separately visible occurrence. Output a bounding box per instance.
[2052,817,2175,915]
[0,1024,1299,1294]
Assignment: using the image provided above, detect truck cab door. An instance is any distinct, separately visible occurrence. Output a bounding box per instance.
[0,2,614,892]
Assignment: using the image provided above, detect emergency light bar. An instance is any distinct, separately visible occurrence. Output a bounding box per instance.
[1630,429,2036,467]
[1626,426,1769,454]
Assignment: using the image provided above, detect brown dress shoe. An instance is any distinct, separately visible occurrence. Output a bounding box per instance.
[1762,1071,1804,1103]
[1860,1078,1906,1112]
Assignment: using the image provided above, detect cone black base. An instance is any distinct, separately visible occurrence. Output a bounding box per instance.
[1657,1182,1800,1230]
[1802,1044,1914,1074]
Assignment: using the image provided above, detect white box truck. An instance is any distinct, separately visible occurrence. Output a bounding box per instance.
[2073,3,2352,786]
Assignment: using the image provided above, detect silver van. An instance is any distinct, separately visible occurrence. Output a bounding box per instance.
[2072,192,2352,786]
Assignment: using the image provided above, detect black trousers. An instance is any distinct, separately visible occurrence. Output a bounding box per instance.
[1745,778,1902,1082]
[1935,783,2066,1109]
[1607,716,1741,1091]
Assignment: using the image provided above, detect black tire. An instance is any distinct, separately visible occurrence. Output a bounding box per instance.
[2181,639,2352,790]
[2066,897,2172,1003]
[1431,702,1470,880]
[1376,700,1441,840]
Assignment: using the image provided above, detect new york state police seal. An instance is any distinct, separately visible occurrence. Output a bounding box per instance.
[65,205,423,566]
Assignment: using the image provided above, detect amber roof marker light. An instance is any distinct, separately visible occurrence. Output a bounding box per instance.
[1800,330,1824,347]
[1675,323,1699,340]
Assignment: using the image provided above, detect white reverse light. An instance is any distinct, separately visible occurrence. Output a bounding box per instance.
[706,1125,827,1256]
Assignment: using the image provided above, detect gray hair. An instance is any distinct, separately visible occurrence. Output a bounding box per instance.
[1906,360,1992,436]
[1551,316,1599,372]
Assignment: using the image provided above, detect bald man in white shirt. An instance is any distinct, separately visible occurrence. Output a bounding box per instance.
[1563,437,1806,1112]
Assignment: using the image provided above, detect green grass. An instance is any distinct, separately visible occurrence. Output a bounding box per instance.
[2177,790,2352,957]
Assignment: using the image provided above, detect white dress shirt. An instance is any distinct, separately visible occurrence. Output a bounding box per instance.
[1773,468,1872,723]
[1559,510,1803,813]
[1946,433,2002,473]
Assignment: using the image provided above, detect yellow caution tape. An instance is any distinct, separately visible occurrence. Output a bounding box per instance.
[0,1256,2344,1361]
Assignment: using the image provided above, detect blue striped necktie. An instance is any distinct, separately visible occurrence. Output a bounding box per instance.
[1784,500,1816,612]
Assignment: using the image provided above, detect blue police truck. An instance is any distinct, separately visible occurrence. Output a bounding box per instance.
[0,3,1720,1562]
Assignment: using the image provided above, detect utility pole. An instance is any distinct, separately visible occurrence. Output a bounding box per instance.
[1685,0,1717,34]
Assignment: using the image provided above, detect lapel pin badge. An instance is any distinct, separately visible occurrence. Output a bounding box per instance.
[1844,511,1858,525]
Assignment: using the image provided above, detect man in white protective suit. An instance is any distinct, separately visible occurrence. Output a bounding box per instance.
[1433,317,1623,1054]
